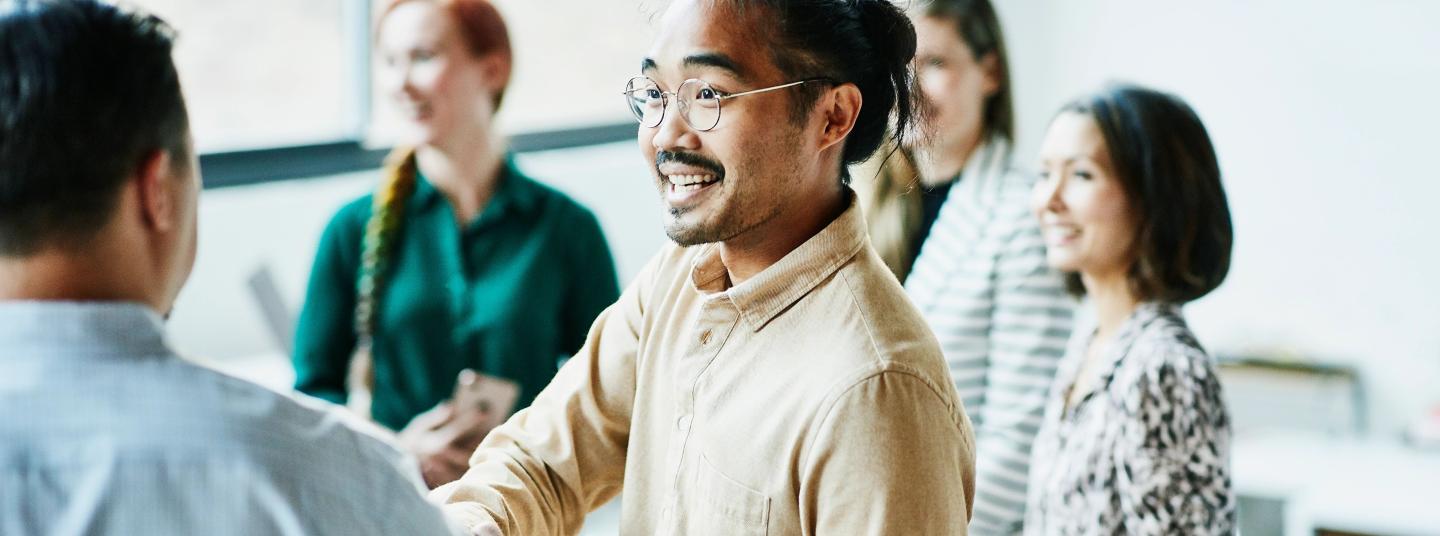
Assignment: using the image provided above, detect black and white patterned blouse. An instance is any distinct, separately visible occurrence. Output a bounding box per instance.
[1024,302,1234,535]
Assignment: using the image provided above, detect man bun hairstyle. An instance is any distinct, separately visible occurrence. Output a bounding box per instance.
[733,0,922,178]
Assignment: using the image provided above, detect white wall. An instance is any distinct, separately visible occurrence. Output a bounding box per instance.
[172,0,1439,432]
[996,0,1440,432]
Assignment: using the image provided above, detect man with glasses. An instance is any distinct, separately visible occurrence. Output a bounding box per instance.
[432,1,976,534]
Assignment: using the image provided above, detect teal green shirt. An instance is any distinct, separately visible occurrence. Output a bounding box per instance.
[293,157,620,431]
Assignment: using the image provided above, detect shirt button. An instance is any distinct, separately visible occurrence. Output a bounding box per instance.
[677,414,692,432]
[699,330,712,345]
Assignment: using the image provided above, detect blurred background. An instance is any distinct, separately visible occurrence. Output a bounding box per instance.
[129,1,1438,534]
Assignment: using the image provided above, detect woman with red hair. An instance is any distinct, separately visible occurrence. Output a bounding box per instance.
[293,0,620,488]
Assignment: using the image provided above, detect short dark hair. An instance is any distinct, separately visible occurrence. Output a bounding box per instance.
[920,0,1013,147]
[1058,84,1233,303]
[0,0,189,256]
[728,0,921,180]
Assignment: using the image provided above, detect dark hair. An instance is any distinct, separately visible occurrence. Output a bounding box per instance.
[730,0,921,178]
[920,0,1013,146]
[1057,84,1233,303]
[0,0,189,256]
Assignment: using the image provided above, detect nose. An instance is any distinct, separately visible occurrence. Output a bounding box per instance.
[1032,171,1066,215]
[398,62,419,98]
[378,58,413,100]
[649,96,700,153]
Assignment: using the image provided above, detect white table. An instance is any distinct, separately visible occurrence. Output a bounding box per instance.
[1234,432,1440,536]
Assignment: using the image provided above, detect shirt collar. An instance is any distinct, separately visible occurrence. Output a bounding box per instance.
[689,190,868,332]
[0,300,169,360]
[411,153,542,223]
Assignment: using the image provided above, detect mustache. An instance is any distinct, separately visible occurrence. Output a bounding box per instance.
[655,151,725,179]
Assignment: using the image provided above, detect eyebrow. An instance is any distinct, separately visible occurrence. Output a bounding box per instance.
[640,53,749,82]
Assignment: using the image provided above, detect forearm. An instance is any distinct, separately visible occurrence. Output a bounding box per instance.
[432,290,640,535]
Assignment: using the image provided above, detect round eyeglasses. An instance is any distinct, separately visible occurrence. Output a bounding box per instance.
[621,76,832,132]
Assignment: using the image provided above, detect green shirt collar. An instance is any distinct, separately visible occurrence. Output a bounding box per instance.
[410,154,541,226]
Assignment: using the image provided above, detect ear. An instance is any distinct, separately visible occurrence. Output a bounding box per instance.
[978,51,1002,97]
[135,149,177,233]
[816,83,863,154]
[479,52,511,97]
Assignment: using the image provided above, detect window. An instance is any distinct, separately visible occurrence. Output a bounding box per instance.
[131,0,366,153]
[128,0,652,185]
[367,0,655,144]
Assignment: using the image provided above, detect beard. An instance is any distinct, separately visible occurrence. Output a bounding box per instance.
[656,149,734,246]
[651,124,799,247]
[660,173,784,248]
[665,206,731,246]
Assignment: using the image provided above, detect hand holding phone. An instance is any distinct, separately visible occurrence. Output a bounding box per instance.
[452,369,520,432]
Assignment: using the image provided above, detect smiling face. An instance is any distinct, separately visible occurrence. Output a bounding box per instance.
[913,14,998,157]
[376,1,503,148]
[637,0,819,247]
[1032,111,1139,283]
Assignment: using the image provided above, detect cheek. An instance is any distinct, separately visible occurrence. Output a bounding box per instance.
[637,130,656,162]
[1087,190,1137,250]
[919,71,947,100]
[921,72,960,110]
[377,64,405,94]
[1095,187,1135,227]
[409,62,452,96]
[1029,183,1051,217]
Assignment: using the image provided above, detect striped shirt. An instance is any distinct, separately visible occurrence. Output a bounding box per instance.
[906,142,1075,534]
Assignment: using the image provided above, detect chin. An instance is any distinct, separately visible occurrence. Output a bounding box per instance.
[663,219,707,247]
[664,212,732,247]
[396,124,439,147]
[1046,253,1081,273]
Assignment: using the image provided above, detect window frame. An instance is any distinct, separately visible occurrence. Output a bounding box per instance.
[196,0,637,190]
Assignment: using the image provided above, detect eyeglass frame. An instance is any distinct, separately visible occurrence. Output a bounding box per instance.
[621,76,835,132]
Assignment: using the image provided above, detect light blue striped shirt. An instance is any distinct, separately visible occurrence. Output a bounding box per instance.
[0,301,455,536]
[906,142,1075,535]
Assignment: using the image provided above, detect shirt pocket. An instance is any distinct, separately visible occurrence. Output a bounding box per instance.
[688,453,771,536]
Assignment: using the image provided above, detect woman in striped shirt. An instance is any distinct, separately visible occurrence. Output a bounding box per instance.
[852,1,1075,532]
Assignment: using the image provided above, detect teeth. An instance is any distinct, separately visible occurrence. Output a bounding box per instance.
[667,174,715,186]
[1045,226,1079,240]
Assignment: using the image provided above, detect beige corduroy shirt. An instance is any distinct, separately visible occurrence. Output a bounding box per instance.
[432,194,976,535]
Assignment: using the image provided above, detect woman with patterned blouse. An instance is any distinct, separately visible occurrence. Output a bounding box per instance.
[1024,84,1235,535]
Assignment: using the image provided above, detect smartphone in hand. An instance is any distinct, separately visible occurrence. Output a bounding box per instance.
[452,369,520,432]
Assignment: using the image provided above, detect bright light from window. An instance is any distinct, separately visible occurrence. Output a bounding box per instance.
[131,0,362,153]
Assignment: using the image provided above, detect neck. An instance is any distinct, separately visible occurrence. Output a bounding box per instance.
[0,246,160,312]
[718,179,847,286]
[1082,268,1140,341]
[919,131,984,186]
[416,134,504,223]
